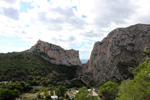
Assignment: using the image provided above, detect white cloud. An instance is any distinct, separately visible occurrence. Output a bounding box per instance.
[2,7,19,20]
[0,0,150,59]
[0,0,20,9]
[0,45,29,53]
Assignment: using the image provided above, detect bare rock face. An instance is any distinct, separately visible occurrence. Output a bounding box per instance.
[83,24,150,83]
[28,40,81,66]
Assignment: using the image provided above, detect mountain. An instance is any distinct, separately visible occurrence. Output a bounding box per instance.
[1,24,150,87]
[0,41,83,87]
[28,40,81,66]
[0,52,79,84]
[79,24,150,84]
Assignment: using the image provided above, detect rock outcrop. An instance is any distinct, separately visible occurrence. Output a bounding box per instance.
[82,24,150,83]
[28,40,81,66]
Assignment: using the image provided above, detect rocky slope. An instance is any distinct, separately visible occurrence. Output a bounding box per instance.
[81,24,150,83]
[28,40,81,66]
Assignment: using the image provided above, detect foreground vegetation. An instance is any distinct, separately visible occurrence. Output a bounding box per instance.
[98,46,150,100]
[0,47,150,100]
[0,52,85,99]
[0,81,32,100]
[115,47,150,100]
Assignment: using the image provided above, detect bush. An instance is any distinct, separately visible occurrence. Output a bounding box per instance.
[99,81,119,100]
[45,95,52,100]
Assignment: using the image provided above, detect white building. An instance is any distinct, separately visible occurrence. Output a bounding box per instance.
[51,95,58,100]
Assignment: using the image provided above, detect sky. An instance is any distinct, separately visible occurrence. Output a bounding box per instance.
[0,0,150,59]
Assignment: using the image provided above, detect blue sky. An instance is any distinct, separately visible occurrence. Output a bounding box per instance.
[0,0,150,59]
[20,2,34,13]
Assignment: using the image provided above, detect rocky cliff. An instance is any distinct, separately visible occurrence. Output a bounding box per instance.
[82,24,150,83]
[28,40,81,66]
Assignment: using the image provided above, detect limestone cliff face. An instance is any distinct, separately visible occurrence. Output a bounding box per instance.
[28,40,81,66]
[84,24,150,82]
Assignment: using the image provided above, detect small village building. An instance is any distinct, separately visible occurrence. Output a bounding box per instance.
[51,95,58,100]
[88,89,92,92]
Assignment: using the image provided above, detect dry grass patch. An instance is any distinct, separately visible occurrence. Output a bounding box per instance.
[20,93,38,100]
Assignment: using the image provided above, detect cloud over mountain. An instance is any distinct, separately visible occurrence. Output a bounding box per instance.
[0,0,150,59]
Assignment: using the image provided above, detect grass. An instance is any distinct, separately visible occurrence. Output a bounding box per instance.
[19,86,42,100]
[20,93,38,100]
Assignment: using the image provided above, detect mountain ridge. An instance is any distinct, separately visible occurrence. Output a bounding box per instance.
[1,23,150,86]
[28,39,82,66]
[79,24,150,84]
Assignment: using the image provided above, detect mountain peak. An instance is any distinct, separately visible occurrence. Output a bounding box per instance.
[37,39,43,43]
[28,40,81,66]
[81,24,150,82]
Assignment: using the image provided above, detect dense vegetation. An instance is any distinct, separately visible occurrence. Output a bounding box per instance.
[1,47,150,100]
[99,81,119,100]
[74,87,98,100]
[116,59,138,79]
[0,81,32,100]
[115,47,150,100]
[0,52,86,99]
[97,46,150,100]
[0,52,78,86]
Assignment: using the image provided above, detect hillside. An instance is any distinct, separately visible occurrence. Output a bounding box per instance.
[0,52,78,86]
[115,47,150,100]
[79,24,150,84]
[0,24,150,100]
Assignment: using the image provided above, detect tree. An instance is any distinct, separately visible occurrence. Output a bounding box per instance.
[88,96,99,100]
[143,46,150,59]
[12,89,20,98]
[65,94,69,99]
[116,62,150,100]
[43,88,49,97]
[133,61,148,77]
[45,95,52,100]
[99,81,119,100]
[134,46,150,77]
[55,86,67,97]
[0,88,20,100]
[74,87,91,100]
[116,48,150,100]
[50,89,54,95]
[37,93,41,99]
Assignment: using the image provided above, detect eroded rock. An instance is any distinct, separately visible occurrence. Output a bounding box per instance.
[28,40,82,66]
[82,24,150,83]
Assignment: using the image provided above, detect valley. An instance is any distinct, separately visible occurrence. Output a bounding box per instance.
[0,24,150,100]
